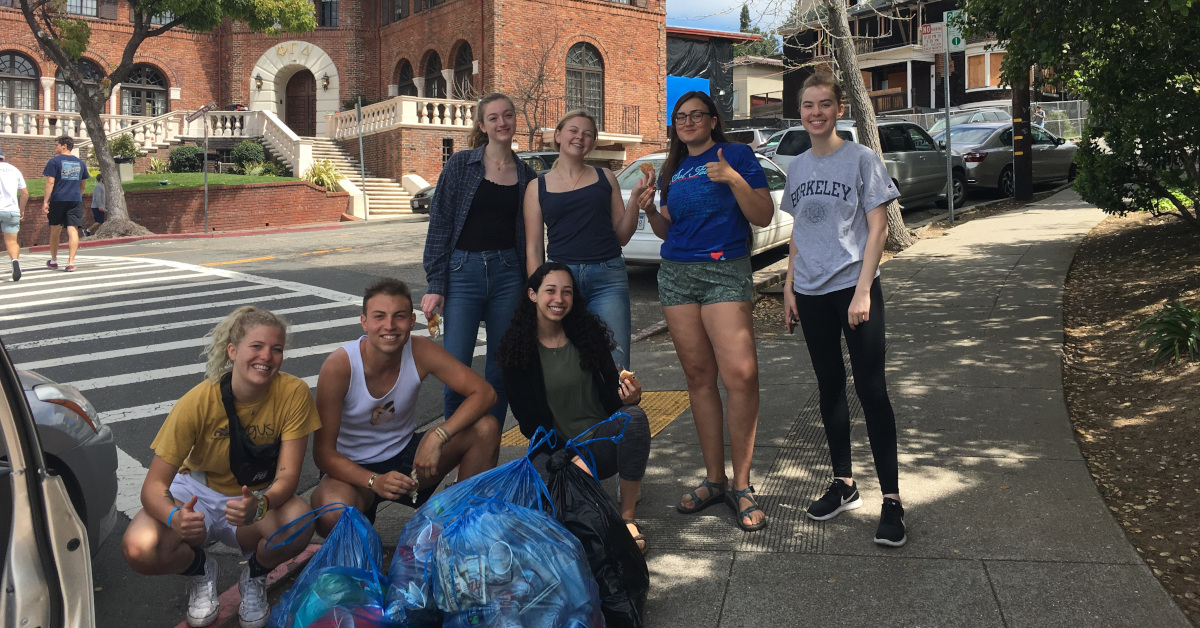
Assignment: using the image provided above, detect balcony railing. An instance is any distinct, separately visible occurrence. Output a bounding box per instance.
[535,98,641,137]
[868,88,907,113]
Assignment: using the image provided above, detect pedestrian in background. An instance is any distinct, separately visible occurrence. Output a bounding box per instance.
[781,72,906,547]
[421,92,537,426]
[522,110,653,370]
[42,135,89,272]
[121,306,320,628]
[644,91,774,532]
[1033,106,1046,127]
[0,148,29,281]
[85,172,106,237]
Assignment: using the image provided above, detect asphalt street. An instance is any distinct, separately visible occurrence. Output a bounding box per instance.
[0,190,995,627]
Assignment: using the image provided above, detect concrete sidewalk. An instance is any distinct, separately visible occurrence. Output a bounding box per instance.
[363,189,1190,626]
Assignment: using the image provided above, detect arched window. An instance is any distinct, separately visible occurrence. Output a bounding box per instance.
[453,44,473,99]
[396,60,417,96]
[566,43,603,127]
[121,64,168,117]
[423,53,445,99]
[0,52,38,110]
[56,59,105,113]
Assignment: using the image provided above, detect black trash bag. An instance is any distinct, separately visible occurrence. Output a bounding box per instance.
[546,413,649,627]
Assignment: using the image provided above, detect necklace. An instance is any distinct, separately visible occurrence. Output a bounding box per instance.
[484,152,512,168]
[561,166,588,191]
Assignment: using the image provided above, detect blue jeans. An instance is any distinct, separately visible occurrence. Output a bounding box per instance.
[553,255,632,370]
[443,249,524,424]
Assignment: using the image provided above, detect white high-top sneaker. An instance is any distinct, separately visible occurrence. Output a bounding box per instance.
[238,564,270,628]
[186,554,220,627]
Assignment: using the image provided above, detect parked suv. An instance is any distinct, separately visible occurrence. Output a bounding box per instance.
[758,120,968,208]
[725,128,776,149]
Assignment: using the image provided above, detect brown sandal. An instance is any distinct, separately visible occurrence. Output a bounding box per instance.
[624,519,649,555]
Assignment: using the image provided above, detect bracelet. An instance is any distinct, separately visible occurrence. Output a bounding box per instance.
[435,426,451,444]
[261,493,271,512]
[253,494,268,523]
[783,279,794,284]
[167,506,181,529]
[367,472,378,489]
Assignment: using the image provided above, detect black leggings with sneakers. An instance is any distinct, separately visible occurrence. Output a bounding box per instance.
[795,278,899,495]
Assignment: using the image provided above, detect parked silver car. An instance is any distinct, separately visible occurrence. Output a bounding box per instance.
[927,108,1013,135]
[933,122,1079,198]
[18,369,119,557]
[759,120,968,209]
[724,128,777,149]
[615,152,793,263]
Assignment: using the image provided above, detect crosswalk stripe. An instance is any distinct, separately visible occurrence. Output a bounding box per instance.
[0,267,184,292]
[0,271,209,300]
[0,278,239,318]
[64,341,348,391]
[3,291,308,335]
[12,262,149,284]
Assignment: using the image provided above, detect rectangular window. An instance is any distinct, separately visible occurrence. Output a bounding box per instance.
[66,0,97,16]
[315,0,338,27]
[967,54,986,89]
[442,138,453,163]
[988,52,1006,87]
[0,0,15,7]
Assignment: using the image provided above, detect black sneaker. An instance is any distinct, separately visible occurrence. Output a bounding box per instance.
[874,497,907,547]
[807,478,863,521]
[10,259,19,282]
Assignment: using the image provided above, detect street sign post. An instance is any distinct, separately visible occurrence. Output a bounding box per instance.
[921,23,944,55]
[924,20,956,222]
[188,103,218,232]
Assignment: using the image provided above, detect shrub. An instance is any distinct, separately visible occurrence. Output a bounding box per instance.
[147,156,169,174]
[260,160,284,177]
[110,133,143,159]
[168,145,204,173]
[231,140,266,169]
[302,159,342,189]
[1043,110,1077,141]
[1136,301,1200,365]
[240,161,267,176]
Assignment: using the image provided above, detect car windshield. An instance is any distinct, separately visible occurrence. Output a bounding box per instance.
[762,131,785,148]
[521,154,558,171]
[928,113,977,133]
[617,158,664,189]
[941,127,998,146]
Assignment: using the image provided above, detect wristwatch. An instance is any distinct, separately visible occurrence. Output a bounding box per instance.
[367,472,379,489]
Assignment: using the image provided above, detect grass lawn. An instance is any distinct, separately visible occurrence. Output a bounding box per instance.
[24,173,299,196]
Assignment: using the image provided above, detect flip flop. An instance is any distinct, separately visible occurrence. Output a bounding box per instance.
[624,519,648,556]
[677,479,726,514]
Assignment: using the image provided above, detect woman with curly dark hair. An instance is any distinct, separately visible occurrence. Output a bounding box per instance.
[497,262,651,553]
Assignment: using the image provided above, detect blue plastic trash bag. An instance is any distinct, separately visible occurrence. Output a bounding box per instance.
[432,499,603,628]
[267,505,394,628]
[384,430,557,624]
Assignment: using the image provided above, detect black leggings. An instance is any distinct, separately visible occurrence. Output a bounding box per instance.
[530,405,651,483]
[795,278,899,495]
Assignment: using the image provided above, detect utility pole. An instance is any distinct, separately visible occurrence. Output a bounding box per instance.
[1012,76,1032,200]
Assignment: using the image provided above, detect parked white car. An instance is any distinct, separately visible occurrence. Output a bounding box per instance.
[615,152,792,263]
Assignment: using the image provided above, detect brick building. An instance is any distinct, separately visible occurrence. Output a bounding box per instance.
[0,0,667,186]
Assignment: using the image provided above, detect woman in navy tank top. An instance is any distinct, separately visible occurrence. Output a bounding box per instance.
[522,110,654,370]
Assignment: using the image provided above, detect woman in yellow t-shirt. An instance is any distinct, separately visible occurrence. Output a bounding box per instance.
[121,306,321,628]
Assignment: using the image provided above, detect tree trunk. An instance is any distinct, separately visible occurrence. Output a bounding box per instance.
[77,94,152,238]
[819,0,914,250]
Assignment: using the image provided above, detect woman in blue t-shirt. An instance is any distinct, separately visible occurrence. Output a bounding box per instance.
[523,110,654,370]
[643,91,774,531]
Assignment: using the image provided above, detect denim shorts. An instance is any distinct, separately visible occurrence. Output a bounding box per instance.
[0,211,18,234]
[658,255,754,306]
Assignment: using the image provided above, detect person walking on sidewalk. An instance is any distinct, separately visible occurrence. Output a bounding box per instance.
[85,172,106,236]
[644,91,774,532]
[121,306,321,628]
[309,278,500,537]
[42,135,89,272]
[421,92,537,427]
[781,72,907,547]
[522,110,653,371]
[497,262,652,553]
[0,148,29,281]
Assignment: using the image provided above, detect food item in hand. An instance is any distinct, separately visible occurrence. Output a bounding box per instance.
[639,162,655,184]
[619,369,635,383]
[427,313,441,338]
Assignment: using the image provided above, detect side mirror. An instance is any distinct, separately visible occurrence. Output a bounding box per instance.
[1055,137,1065,146]
[938,140,947,150]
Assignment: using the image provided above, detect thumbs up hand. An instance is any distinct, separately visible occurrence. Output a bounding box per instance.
[174,496,207,545]
[225,485,263,527]
[705,147,740,186]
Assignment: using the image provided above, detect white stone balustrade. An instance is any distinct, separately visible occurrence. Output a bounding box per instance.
[260,109,312,176]
[325,96,475,141]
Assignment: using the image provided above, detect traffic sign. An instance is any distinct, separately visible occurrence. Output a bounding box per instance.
[921,23,945,55]
[185,102,216,123]
[945,10,965,52]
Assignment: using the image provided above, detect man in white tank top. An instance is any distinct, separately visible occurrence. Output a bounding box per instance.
[310,278,501,535]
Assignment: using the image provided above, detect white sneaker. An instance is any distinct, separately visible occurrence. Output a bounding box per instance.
[238,564,270,628]
[186,554,220,627]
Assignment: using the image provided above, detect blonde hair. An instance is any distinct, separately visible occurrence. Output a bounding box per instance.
[801,72,846,106]
[467,92,516,149]
[203,306,289,381]
[550,110,598,163]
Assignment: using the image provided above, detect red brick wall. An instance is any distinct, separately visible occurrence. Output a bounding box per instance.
[15,182,348,247]
[0,137,57,178]
[336,127,472,185]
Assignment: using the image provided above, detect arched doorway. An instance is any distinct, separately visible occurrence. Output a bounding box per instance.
[285,70,316,136]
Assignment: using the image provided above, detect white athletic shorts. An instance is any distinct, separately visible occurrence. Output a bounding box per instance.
[169,473,252,557]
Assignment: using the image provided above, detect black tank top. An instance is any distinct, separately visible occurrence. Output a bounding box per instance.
[455,178,520,251]
[538,167,622,264]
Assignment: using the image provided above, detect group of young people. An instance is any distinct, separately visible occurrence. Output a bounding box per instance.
[121,74,906,628]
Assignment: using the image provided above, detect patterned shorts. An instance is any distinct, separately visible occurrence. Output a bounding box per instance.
[657,255,754,307]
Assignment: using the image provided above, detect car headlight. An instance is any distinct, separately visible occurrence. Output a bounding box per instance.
[35,384,101,433]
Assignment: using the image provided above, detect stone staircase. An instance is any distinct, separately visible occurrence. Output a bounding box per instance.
[303,137,414,216]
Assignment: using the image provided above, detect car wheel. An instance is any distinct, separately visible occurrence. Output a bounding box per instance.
[939,170,968,208]
[1068,163,1078,182]
[999,166,1015,198]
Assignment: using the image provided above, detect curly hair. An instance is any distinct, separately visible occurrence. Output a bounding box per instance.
[202,305,288,381]
[496,262,616,374]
